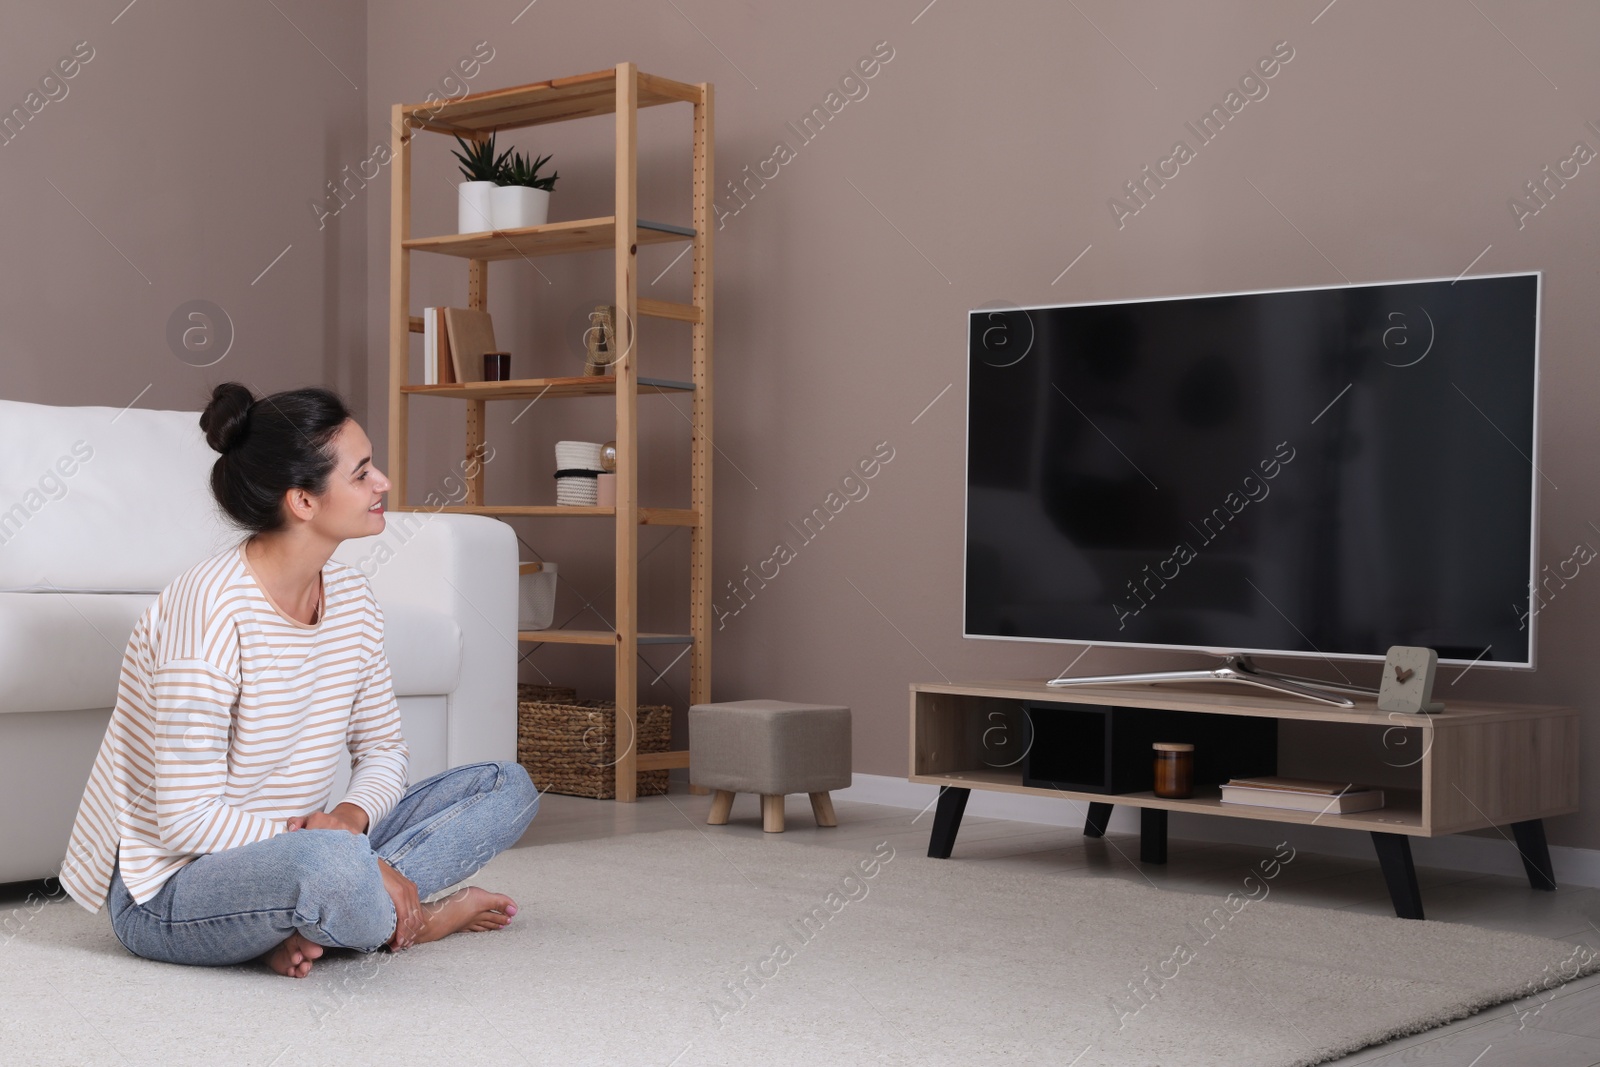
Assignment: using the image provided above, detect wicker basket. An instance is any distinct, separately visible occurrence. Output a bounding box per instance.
[517,687,672,799]
[518,683,579,704]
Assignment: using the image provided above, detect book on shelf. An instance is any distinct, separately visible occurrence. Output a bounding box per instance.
[1225,776,1367,795]
[1219,776,1386,814]
[444,307,496,384]
[423,307,436,385]
[422,307,456,386]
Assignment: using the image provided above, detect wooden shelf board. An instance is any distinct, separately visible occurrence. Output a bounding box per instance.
[403,216,692,261]
[637,507,698,526]
[638,298,702,323]
[637,749,691,771]
[910,770,1428,835]
[518,629,694,645]
[404,68,698,134]
[393,504,699,526]
[402,375,692,400]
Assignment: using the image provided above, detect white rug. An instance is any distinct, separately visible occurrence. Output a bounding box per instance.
[2,828,1594,1067]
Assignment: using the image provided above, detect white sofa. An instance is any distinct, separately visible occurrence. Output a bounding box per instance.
[0,397,518,885]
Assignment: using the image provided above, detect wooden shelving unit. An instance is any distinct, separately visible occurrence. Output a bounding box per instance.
[387,63,714,802]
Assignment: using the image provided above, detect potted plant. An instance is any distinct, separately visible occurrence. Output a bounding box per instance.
[452,133,511,234]
[492,150,558,229]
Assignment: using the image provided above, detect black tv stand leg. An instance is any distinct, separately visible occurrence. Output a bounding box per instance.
[1084,802,1114,838]
[1140,808,1167,864]
[1371,832,1424,920]
[927,786,970,859]
[1511,819,1557,891]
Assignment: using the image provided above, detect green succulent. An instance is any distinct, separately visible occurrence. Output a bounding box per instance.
[503,150,559,191]
[451,133,512,183]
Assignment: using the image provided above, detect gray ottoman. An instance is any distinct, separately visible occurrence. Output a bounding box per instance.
[688,699,852,833]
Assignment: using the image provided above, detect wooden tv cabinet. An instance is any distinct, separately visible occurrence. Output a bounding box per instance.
[909,679,1579,919]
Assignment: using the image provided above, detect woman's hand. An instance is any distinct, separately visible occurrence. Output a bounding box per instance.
[377,858,424,950]
[286,803,369,835]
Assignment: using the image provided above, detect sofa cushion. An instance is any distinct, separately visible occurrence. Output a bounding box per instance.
[0,398,235,593]
[0,593,462,716]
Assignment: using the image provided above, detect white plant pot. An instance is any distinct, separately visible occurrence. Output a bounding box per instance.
[457,180,498,234]
[491,186,550,230]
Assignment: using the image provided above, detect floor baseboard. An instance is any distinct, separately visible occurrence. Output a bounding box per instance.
[833,773,1600,889]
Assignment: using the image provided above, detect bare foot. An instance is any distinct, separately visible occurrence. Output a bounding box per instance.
[263,931,325,977]
[398,886,517,950]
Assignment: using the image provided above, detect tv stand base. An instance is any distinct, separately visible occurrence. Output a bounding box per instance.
[1047,654,1371,709]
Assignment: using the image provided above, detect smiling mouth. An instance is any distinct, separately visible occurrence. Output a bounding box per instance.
[369,501,385,512]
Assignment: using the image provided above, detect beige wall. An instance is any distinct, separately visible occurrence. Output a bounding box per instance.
[0,1,369,416]
[363,0,1600,846]
[9,1,1600,847]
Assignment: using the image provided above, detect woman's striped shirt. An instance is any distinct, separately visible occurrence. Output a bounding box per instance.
[59,540,410,912]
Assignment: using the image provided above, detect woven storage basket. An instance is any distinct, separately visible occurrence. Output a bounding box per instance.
[518,683,578,704]
[517,690,671,799]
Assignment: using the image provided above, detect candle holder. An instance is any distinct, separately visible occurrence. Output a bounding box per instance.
[1153,742,1194,798]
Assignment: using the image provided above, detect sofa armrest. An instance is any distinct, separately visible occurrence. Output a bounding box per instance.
[331,513,518,768]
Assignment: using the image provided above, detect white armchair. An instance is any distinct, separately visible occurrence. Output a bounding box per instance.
[0,397,517,885]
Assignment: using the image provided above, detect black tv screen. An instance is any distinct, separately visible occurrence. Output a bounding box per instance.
[964,273,1541,668]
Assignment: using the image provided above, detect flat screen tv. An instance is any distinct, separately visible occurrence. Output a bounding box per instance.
[964,272,1541,669]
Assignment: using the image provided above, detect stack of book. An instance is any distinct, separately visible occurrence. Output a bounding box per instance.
[1219,776,1385,814]
[422,307,453,385]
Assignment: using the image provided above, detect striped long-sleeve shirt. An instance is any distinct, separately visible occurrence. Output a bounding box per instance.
[60,540,409,913]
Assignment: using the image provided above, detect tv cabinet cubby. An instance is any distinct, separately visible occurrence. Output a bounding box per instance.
[1020,703,1277,794]
[910,679,1579,919]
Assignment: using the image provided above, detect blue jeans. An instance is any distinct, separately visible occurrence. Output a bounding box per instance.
[107,760,540,966]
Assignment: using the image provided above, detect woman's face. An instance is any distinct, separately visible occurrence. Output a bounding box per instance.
[320,419,390,538]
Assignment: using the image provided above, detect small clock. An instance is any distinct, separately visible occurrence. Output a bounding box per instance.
[1377,645,1444,714]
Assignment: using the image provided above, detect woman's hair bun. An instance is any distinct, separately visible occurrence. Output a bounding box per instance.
[201,383,353,535]
[200,381,256,455]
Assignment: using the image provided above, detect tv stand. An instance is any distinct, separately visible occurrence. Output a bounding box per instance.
[911,679,1578,919]
[1048,654,1370,708]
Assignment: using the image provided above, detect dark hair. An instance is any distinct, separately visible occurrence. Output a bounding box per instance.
[200,382,354,534]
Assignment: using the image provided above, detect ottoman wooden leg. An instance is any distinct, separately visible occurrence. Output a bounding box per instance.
[688,783,712,796]
[708,790,735,826]
[809,791,838,828]
[761,794,785,833]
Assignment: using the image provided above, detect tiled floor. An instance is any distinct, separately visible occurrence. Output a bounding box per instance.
[515,783,1600,1067]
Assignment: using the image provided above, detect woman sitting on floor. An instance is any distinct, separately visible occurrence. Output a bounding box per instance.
[60,382,540,977]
